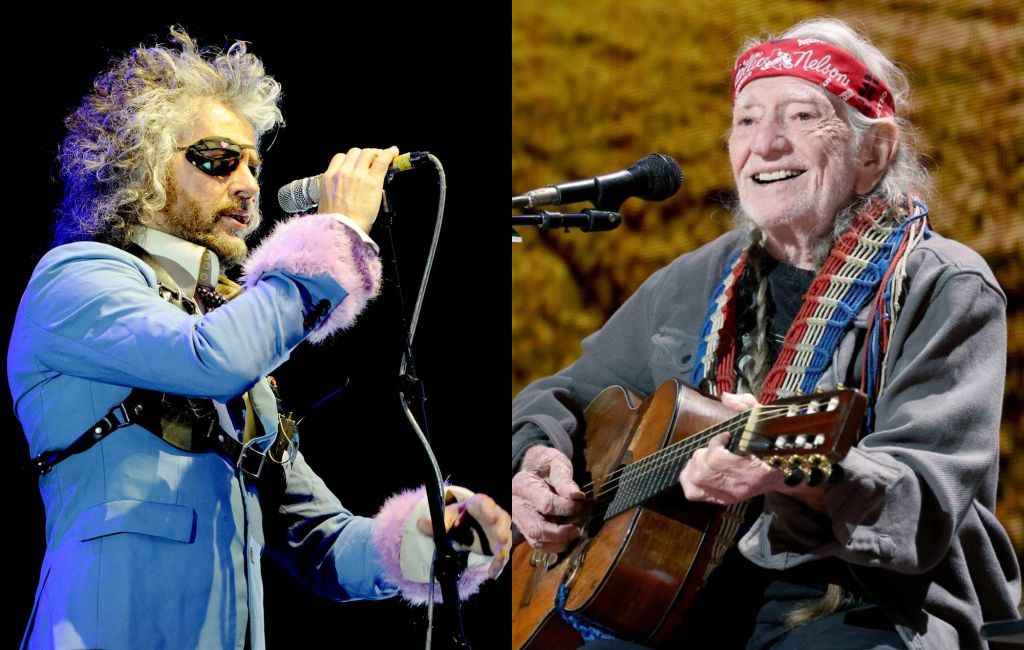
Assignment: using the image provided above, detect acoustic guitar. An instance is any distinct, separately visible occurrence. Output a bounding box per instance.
[512,379,865,649]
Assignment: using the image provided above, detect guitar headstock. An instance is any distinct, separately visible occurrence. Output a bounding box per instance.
[732,389,866,486]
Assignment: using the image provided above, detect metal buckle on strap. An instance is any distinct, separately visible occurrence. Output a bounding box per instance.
[237,440,266,479]
[106,402,134,428]
[25,401,138,477]
[26,451,59,476]
[90,402,134,440]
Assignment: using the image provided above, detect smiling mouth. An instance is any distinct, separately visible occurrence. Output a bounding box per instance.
[752,169,807,185]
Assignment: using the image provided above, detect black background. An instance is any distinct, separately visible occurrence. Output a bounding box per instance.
[6,11,507,649]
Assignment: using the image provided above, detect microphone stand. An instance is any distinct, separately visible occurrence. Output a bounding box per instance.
[511,209,622,233]
[379,156,472,650]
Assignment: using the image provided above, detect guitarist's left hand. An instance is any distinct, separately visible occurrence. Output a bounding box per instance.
[679,392,828,510]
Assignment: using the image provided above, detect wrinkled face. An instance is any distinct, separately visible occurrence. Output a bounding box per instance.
[728,77,858,236]
[158,101,262,266]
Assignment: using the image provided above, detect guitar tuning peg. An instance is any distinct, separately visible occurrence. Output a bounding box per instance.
[798,458,820,485]
[771,455,808,485]
[837,382,846,390]
[815,387,825,394]
[783,456,805,486]
[806,467,825,486]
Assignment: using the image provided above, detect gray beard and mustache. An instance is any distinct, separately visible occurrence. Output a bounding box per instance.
[731,195,865,269]
[161,178,261,269]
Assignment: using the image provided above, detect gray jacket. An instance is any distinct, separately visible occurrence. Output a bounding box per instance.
[512,228,1021,649]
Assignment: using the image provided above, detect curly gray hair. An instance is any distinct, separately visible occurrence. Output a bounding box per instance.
[54,26,284,248]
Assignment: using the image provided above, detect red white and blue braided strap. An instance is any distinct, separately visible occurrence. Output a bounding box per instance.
[692,249,747,397]
[691,198,929,417]
[861,196,931,428]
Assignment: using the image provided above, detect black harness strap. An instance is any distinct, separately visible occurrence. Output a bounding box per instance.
[24,245,295,479]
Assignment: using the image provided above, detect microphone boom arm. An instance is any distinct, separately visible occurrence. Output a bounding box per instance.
[511,209,622,233]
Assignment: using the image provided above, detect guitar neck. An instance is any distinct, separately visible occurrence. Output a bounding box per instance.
[603,415,745,520]
[597,390,862,522]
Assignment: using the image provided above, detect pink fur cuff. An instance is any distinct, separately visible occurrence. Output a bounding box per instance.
[372,486,492,605]
[241,214,382,342]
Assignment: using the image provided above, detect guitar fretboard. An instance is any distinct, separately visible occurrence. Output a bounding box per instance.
[604,414,747,520]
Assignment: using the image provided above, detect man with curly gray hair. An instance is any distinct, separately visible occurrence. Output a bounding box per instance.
[10,28,510,649]
[512,18,1019,650]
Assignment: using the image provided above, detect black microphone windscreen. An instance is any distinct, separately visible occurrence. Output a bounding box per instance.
[629,153,684,201]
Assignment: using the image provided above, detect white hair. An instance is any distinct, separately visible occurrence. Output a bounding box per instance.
[737,17,933,207]
[730,18,933,396]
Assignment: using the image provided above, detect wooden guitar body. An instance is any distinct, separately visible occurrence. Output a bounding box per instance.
[512,380,738,649]
[512,380,864,650]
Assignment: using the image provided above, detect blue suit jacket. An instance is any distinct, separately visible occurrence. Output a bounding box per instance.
[9,242,396,649]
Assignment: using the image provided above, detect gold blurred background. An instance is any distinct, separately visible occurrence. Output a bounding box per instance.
[512,1,1023,556]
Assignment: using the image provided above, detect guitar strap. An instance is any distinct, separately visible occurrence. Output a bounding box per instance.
[693,196,930,419]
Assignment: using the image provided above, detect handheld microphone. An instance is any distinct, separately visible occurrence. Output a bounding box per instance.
[278,151,427,213]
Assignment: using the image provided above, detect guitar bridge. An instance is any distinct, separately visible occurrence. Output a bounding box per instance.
[529,549,558,569]
[519,549,561,608]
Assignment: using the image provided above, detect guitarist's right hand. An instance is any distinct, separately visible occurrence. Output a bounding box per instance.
[512,446,585,553]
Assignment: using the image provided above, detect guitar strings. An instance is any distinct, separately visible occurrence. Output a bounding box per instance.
[573,404,838,507]
[576,404,790,497]
[583,408,835,509]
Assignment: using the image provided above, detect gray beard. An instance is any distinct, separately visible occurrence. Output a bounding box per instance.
[731,195,867,269]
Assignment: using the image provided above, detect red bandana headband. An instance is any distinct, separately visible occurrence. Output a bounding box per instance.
[732,38,896,119]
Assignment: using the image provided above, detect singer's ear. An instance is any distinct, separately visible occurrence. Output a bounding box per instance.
[853,120,899,195]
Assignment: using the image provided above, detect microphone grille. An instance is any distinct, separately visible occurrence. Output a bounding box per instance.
[631,153,683,201]
[278,182,301,213]
[278,176,320,214]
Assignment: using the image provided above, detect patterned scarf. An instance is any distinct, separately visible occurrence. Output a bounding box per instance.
[692,195,930,429]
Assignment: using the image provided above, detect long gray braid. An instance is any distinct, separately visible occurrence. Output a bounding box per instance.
[735,234,775,396]
[732,196,866,397]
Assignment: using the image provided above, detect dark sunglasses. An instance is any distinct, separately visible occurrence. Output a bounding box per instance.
[175,137,260,178]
